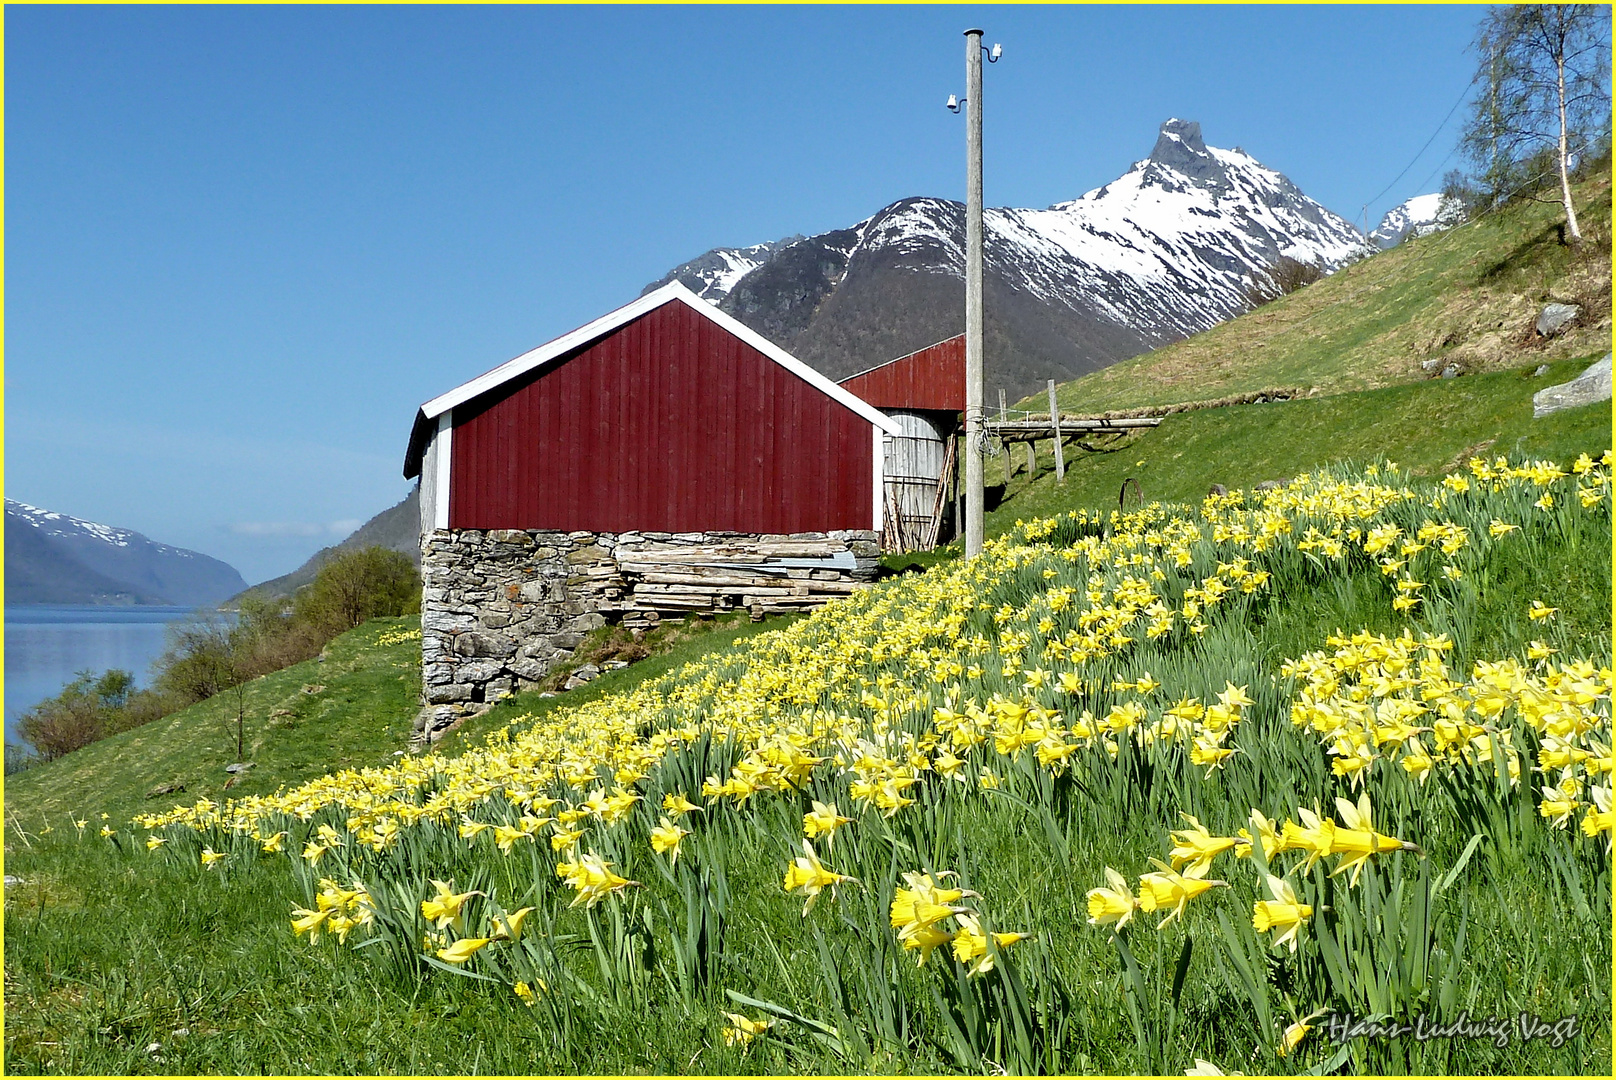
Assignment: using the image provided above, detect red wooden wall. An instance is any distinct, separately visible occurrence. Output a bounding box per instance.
[448,299,874,533]
[839,335,965,413]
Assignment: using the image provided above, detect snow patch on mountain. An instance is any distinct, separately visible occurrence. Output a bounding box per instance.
[642,235,805,303]
[1369,193,1459,249]
[659,119,1368,348]
[6,499,159,552]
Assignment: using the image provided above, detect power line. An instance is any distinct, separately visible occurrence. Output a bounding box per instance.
[1361,79,1476,219]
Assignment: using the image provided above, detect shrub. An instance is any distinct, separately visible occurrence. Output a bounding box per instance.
[1243,255,1325,308]
[292,546,420,638]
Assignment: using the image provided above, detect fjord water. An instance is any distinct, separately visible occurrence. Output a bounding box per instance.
[4,605,198,749]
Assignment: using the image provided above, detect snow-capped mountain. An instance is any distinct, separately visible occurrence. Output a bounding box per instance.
[651,119,1367,400]
[5,499,246,606]
[1369,193,1459,249]
[642,235,805,303]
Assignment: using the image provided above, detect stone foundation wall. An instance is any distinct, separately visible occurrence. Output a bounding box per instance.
[416,528,879,739]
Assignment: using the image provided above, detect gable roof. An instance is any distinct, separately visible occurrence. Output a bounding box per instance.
[404,281,898,478]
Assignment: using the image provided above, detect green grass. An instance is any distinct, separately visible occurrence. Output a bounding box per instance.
[5,466,1608,1074]
[4,618,424,827]
[1036,167,1610,415]
[987,353,1611,536]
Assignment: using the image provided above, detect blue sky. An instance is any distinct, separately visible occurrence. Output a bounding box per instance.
[5,4,1488,585]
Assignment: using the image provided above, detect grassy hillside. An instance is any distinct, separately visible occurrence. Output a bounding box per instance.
[4,618,424,826]
[6,459,1606,1075]
[1034,166,1610,415]
[984,352,1610,535]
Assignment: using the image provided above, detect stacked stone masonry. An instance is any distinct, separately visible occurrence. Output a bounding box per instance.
[415,528,879,740]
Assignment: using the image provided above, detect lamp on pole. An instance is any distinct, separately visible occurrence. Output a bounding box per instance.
[949,30,999,558]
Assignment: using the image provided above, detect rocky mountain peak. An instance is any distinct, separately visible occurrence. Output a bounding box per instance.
[1149,118,1210,167]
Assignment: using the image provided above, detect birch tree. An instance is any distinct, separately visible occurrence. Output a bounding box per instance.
[1462,4,1610,243]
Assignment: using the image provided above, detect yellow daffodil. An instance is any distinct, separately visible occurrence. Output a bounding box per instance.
[803,800,853,845]
[1137,859,1227,929]
[721,1012,775,1046]
[435,936,491,965]
[782,839,853,915]
[490,907,535,941]
[1168,814,1239,876]
[1252,873,1313,952]
[649,816,689,862]
[557,852,639,908]
[1085,867,1138,930]
[420,879,483,931]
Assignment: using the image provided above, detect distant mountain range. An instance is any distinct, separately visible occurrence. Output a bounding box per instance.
[647,118,1368,401]
[5,500,246,607]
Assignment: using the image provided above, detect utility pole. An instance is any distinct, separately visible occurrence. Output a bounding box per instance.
[963,28,986,558]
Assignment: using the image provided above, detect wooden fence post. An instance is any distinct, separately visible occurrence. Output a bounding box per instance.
[1047,379,1065,482]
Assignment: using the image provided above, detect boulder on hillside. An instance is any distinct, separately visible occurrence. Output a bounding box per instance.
[1533,354,1611,418]
[1535,303,1580,338]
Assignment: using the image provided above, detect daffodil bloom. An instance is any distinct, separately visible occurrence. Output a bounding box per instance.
[721,1012,775,1046]
[1252,874,1313,952]
[459,818,492,841]
[1137,859,1227,929]
[950,912,1029,977]
[1279,807,1336,873]
[1168,814,1238,876]
[557,852,639,907]
[146,835,168,851]
[550,826,584,852]
[420,879,483,930]
[200,848,226,868]
[662,792,701,816]
[1528,601,1558,622]
[1277,1012,1324,1057]
[259,831,286,853]
[1234,810,1283,860]
[490,907,535,941]
[649,816,689,861]
[1330,795,1416,886]
[891,872,970,941]
[100,826,116,839]
[290,905,330,940]
[301,840,331,866]
[435,936,491,965]
[1538,785,1579,828]
[1581,785,1614,847]
[1085,867,1138,930]
[782,839,853,915]
[803,800,852,845]
[513,980,539,1006]
[904,923,957,966]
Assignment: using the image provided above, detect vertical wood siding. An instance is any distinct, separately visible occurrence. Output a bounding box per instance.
[839,335,966,413]
[449,300,874,532]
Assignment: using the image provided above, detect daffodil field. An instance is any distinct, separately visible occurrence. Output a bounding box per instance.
[119,455,1611,1073]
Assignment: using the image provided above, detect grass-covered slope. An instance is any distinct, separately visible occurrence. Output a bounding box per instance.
[6,458,1607,1075]
[3,619,423,826]
[986,353,1610,536]
[1036,166,1610,415]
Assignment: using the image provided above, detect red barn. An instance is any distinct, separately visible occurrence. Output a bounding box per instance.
[838,334,966,414]
[839,335,966,550]
[403,282,899,534]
